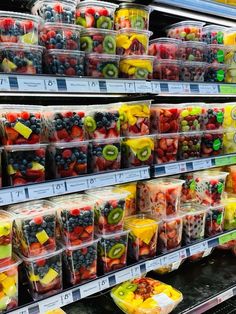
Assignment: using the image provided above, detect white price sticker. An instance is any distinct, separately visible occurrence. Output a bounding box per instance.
[115,269,132,284]
[61,291,73,306]
[146,259,161,272]
[167,252,180,264]
[139,168,150,179]
[66,80,89,92]
[179,249,187,260]
[98,277,110,290]
[0,76,10,90]
[168,83,187,94]
[44,78,58,92]
[12,307,29,314]
[28,183,54,199]
[80,281,100,298]
[52,182,66,194]
[106,81,125,93]
[11,188,26,203]
[87,177,100,189]
[115,172,125,183]
[66,177,88,192]
[189,241,208,255]
[18,77,45,91]
[165,164,181,175]
[124,169,142,181]
[135,81,152,93]
[88,80,100,92]
[125,82,135,93]
[39,295,62,313]
[151,82,161,93]
[193,159,212,170]
[0,191,12,205]
[199,84,218,94]
[131,265,141,277]
[179,163,187,173]
[218,289,234,303]
[98,174,116,186]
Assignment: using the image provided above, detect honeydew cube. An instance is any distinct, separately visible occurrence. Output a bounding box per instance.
[13,121,32,139]
[40,268,58,285]
[36,229,49,244]
[0,244,12,259]
[3,284,17,297]
[0,296,10,311]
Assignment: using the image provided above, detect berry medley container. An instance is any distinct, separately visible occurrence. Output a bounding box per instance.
[148,38,181,60]
[115,3,150,31]
[4,144,46,186]
[153,59,181,81]
[80,29,116,54]
[63,239,98,285]
[178,131,202,160]
[119,55,154,79]
[222,195,236,230]
[116,29,152,56]
[154,133,179,164]
[44,49,85,76]
[97,230,129,274]
[206,44,228,64]
[40,23,83,50]
[201,130,224,157]
[179,103,203,132]
[85,53,120,78]
[179,41,206,62]
[202,25,226,44]
[223,102,236,129]
[205,205,225,236]
[0,105,42,145]
[166,21,205,41]
[201,104,224,130]
[0,43,43,74]
[0,211,14,264]
[31,0,76,24]
[181,61,207,82]
[20,245,64,300]
[124,214,158,261]
[205,63,227,82]
[76,1,118,29]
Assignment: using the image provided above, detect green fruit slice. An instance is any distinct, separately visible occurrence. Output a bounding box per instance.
[113,286,129,299]
[102,144,119,161]
[103,35,116,54]
[121,282,138,292]
[0,244,11,259]
[108,207,123,224]
[108,243,125,259]
[96,16,112,29]
[76,17,87,27]
[134,67,149,79]
[119,112,127,124]
[137,146,151,161]
[80,36,93,52]
[102,64,119,78]
[84,116,96,132]
[130,16,145,30]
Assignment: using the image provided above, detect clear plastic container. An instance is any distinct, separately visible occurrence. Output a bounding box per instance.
[121,135,154,168]
[0,43,43,74]
[201,130,224,157]
[40,23,82,50]
[97,230,129,274]
[80,29,116,54]
[205,63,227,82]
[193,170,228,206]
[178,172,196,203]
[178,131,202,160]
[0,211,14,264]
[4,144,46,186]
[76,1,118,29]
[224,129,236,154]
[206,44,228,64]
[179,103,203,132]
[225,165,236,192]
[115,3,150,30]
[153,59,181,81]
[85,53,120,78]
[113,182,137,217]
[0,105,42,145]
[166,21,205,41]
[137,178,184,218]
[116,29,152,56]
[119,100,151,136]
[202,25,226,44]
[223,28,236,45]
[223,102,236,129]
[119,55,154,79]
[125,214,158,261]
[44,49,85,76]
[63,239,98,285]
[10,200,56,257]
[181,61,207,82]
[201,103,224,130]
[154,133,179,164]
[20,245,63,300]
[225,48,236,83]
[31,0,76,24]
[205,205,225,236]
[148,38,181,60]
[222,195,236,230]
[179,41,207,61]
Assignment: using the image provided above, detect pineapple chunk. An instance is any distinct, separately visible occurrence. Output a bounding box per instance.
[40,268,58,285]
[36,229,49,244]
[13,122,32,139]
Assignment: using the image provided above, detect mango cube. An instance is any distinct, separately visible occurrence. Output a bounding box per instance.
[40,268,58,285]
[36,229,49,244]
[13,121,32,139]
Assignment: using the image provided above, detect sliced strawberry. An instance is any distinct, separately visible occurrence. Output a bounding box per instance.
[74,226,83,235]
[107,128,118,138]
[0,35,17,42]
[139,246,150,256]
[5,127,18,141]
[85,7,95,15]
[70,208,80,216]
[71,125,83,139]
[33,216,43,225]
[59,169,74,177]
[54,3,63,13]
[85,225,93,234]
[62,149,72,159]
[13,177,27,185]
[56,128,69,140]
[85,15,95,28]
[99,8,108,16]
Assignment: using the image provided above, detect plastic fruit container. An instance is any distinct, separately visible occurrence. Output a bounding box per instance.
[205,205,225,236]
[113,182,137,217]
[137,178,184,218]
[116,29,152,56]
[178,132,202,160]
[85,53,120,78]
[21,245,63,300]
[111,278,183,314]
[31,0,76,24]
[181,204,207,244]
[181,61,207,82]
[193,170,228,206]
[179,172,196,203]
[80,29,116,54]
[202,25,226,44]
[4,144,46,186]
[63,239,98,285]
[121,136,154,168]
[206,44,227,64]
[76,1,118,29]
[97,230,128,274]
[39,23,82,50]
[224,129,236,154]
[225,165,236,192]
[115,3,150,30]
[150,104,181,133]
[201,104,224,130]
[0,211,14,264]
[88,138,121,173]
[223,102,236,129]
[179,103,203,132]
[223,28,236,45]
[179,41,207,61]
[148,38,180,60]
[10,200,56,257]
[166,21,205,41]
[205,63,227,82]
[119,100,151,136]
[0,11,41,45]
[0,43,43,74]
[119,55,154,79]
[0,105,42,145]
[125,214,158,261]
[222,195,236,230]
[201,130,224,157]
[154,133,179,164]
[153,59,181,81]
[44,49,85,76]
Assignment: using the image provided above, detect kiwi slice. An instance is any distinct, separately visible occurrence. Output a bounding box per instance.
[137,146,151,161]
[135,67,149,79]
[80,36,93,52]
[96,16,112,29]
[130,16,145,30]
[113,286,129,299]
[102,64,119,78]
[103,35,116,54]
[119,112,127,124]
[76,17,87,27]
[122,282,138,292]
[108,207,123,225]
[84,116,96,132]
[108,243,125,259]
[102,144,119,161]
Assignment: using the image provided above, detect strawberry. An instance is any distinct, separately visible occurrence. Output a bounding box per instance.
[107,128,118,138]
[3,18,14,29]
[63,111,74,118]
[81,247,88,255]
[56,128,69,140]
[65,67,76,76]
[85,225,93,234]
[81,270,92,280]
[86,7,95,15]
[54,3,63,13]
[74,226,83,235]
[26,169,44,178]
[71,125,83,139]
[96,157,106,170]
[6,112,17,123]
[62,149,72,159]
[80,231,90,239]
[5,127,18,141]
[22,20,34,31]
[85,15,95,28]
[139,246,150,256]
[36,259,46,267]
[13,177,26,185]
[34,216,43,225]
[59,169,73,177]
[99,8,108,16]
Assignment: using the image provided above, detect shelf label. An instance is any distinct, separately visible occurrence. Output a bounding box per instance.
[95,174,116,186]
[88,80,100,92]
[115,172,125,183]
[189,241,208,255]
[106,81,125,93]
[0,191,11,205]
[199,84,219,94]
[52,182,67,194]
[115,269,132,284]
[146,258,161,271]
[87,177,100,189]
[61,291,73,306]
[39,295,62,313]
[124,169,143,181]
[80,281,100,298]
[166,251,180,264]
[220,85,236,95]
[125,82,135,93]
[18,77,45,91]
[165,163,181,175]
[135,81,152,93]
[193,159,212,170]
[44,78,58,92]
[168,83,190,94]
[11,187,26,203]
[139,168,150,179]
[98,277,110,291]
[179,249,187,260]
[151,82,161,93]
[0,76,10,91]
[131,265,142,278]
[215,156,230,166]
[28,183,54,199]
[66,177,88,192]
[229,156,236,164]
[66,80,90,93]
[179,163,187,172]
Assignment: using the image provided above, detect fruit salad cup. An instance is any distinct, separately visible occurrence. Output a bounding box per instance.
[125,214,158,261]
[119,55,154,79]
[119,100,151,136]
[148,38,181,60]
[179,41,206,61]
[201,104,224,130]
[224,46,236,82]
[89,138,121,173]
[205,64,227,82]
[0,105,42,145]
[0,211,14,264]
[222,195,236,230]
[201,130,224,157]
[179,103,203,132]
[225,165,236,192]
[121,136,154,168]
[4,144,46,186]
[115,3,150,30]
[40,23,82,50]
[116,29,152,56]
[202,25,226,44]
[223,129,236,154]
[21,246,63,300]
[223,28,236,45]
[181,61,206,82]
[152,59,181,81]
[179,172,196,203]
[80,29,116,54]
[205,205,225,236]
[206,44,227,64]
[63,239,98,285]
[154,133,179,164]
[31,0,76,24]
[76,1,118,29]
[166,21,205,41]
[193,171,228,206]
[98,230,129,274]
[223,102,236,129]
[0,43,43,74]
[113,182,137,217]
[178,132,202,160]
[44,49,85,76]
[10,200,57,257]
[85,53,120,78]
[150,104,181,133]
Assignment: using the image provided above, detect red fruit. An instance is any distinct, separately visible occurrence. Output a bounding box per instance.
[139,246,150,256]
[29,243,42,255]
[69,58,77,67]
[26,169,44,178]
[110,200,118,208]
[22,20,34,31]
[5,127,18,141]
[34,216,43,225]
[63,111,73,118]
[71,125,83,139]
[54,3,63,13]
[6,112,17,123]
[3,18,14,29]
[81,247,88,255]
[59,169,73,177]
[80,231,90,239]
[96,157,106,170]
[74,226,83,234]
[0,35,17,42]
[56,128,69,140]
[35,149,45,158]
[107,128,118,138]
[129,125,140,133]
[85,225,93,234]
[81,270,91,280]
[62,149,72,159]
[65,67,76,76]
[13,177,26,185]
[86,7,95,15]
[20,111,30,120]
[70,208,80,216]
[99,8,108,16]
[47,30,56,39]
[36,259,46,267]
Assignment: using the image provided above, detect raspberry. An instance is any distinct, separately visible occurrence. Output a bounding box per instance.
[6,113,17,123]
[70,208,80,216]
[36,259,46,267]
[33,216,43,225]
[20,111,30,120]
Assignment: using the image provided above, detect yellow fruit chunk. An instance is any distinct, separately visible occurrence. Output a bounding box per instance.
[1,58,17,73]
[40,268,58,285]
[36,229,49,244]
[140,297,157,309]
[20,32,38,45]
[13,122,32,139]
[31,161,45,171]
[0,223,11,237]
[1,277,15,290]
[127,218,157,244]
[29,273,40,282]
[7,165,16,175]
[0,273,7,282]
[125,137,154,153]
[116,35,131,49]
[3,283,17,297]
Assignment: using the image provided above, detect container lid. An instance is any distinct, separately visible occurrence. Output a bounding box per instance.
[207,43,228,49]
[0,10,42,23]
[207,64,227,69]
[125,214,159,227]
[149,37,181,45]
[43,22,83,31]
[180,203,207,215]
[179,131,203,137]
[121,55,154,61]
[4,143,47,152]
[166,21,206,31]
[20,243,64,262]
[154,59,182,65]
[65,238,99,251]
[86,189,128,201]
[0,43,44,52]
[10,200,56,218]
[81,28,117,36]
[203,25,227,31]
[97,229,129,239]
[180,41,207,47]
[193,170,228,178]
[0,210,14,222]
[118,3,150,12]
[85,53,120,60]
[51,140,89,149]
[202,129,224,135]
[118,29,153,37]
[55,195,95,209]
[47,49,85,56]
[144,178,185,187]
[161,213,185,222]
[77,0,118,9]
[120,99,153,106]
[32,0,76,10]
[90,138,121,144]
[0,255,21,272]
[182,61,208,67]
[156,132,180,139]
[151,103,182,108]
[122,134,154,140]
[44,105,86,112]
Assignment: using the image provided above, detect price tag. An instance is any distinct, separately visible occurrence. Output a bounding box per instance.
[166,252,180,264]
[220,85,236,95]
[159,255,169,266]
[61,291,73,306]
[97,174,116,186]
[151,82,161,93]
[139,168,150,179]
[218,289,234,303]
[28,183,54,199]
[88,80,100,92]
[80,281,100,298]
[165,164,181,175]
[106,81,125,93]
[168,83,190,94]
[98,277,110,291]
[146,259,161,271]
[44,78,58,92]
[125,82,135,93]
[124,169,142,181]
[0,76,10,90]
[39,295,62,313]
[52,182,66,194]
[199,84,219,94]
[12,307,29,314]
[115,172,125,183]
[0,191,12,205]
[193,159,212,170]
[215,156,230,166]
[66,177,88,192]
[189,241,208,255]
[179,249,187,260]
[18,77,45,91]
[66,80,89,93]
[11,187,26,203]
[179,163,187,172]
[135,81,152,93]
[131,265,141,278]
[87,177,100,189]
[115,269,132,284]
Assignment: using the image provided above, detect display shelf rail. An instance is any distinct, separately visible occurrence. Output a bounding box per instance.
[8,229,236,314]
